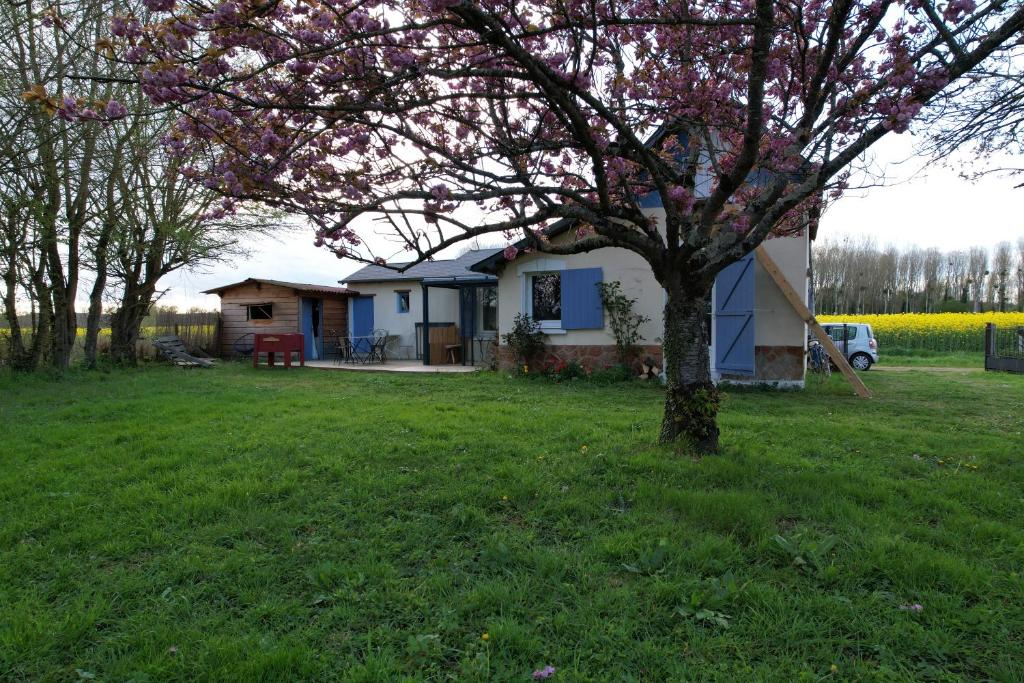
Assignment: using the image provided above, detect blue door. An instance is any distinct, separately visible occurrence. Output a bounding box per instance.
[301,297,324,359]
[714,253,755,375]
[351,296,374,352]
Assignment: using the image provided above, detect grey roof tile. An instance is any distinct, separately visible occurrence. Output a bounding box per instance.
[341,249,502,284]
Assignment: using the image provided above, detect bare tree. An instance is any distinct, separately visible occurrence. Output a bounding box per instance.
[968,247,990,312]
[992,241,1013,312]
[2,0,275,368]
[811,236,1021,314]
[1017,238,1024,312]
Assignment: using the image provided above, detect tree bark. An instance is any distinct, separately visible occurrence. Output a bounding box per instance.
[659,278,720,452]
[83,223,114,369]
[83,269,107,369]
[109,281,156,365]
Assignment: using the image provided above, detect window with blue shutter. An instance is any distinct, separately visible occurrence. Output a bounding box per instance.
[560,267,604,330]
[714,254,755,375]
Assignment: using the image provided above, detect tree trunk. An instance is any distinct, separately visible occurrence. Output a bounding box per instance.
[83,271,107,369]
[109,282,156,365]
[659,279,719,452]
[83,222,114,369]
[49,285,77,370]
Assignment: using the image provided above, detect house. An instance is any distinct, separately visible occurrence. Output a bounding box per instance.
[340,249,502,363]
[339,228,810,384]
[470,219,810,385]
[202,279,357,359]
[339,125,812,383]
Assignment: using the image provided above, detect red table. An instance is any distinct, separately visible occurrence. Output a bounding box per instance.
[253,333,304,368]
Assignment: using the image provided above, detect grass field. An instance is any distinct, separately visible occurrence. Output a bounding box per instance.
[1,364,1023,681]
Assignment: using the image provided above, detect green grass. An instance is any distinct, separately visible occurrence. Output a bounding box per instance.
[880,349,985,368]
[1,364,1023,681]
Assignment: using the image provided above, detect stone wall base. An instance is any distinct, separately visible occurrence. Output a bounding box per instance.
[500,343,806,382]
[499,345,663,373]
[719,345,805,383]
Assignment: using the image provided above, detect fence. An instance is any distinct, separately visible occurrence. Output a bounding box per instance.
[984,324,1024,374]
[148,309,220,355]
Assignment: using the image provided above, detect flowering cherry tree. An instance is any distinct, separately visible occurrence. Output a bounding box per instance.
[104,0,1024,450]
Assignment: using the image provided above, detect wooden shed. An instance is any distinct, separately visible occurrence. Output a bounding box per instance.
[202,279,358,359]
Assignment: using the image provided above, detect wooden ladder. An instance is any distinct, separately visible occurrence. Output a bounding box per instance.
[755,246,871,399]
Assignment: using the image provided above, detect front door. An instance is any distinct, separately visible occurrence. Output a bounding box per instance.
[351,296,374,352]
[301,297,324,359]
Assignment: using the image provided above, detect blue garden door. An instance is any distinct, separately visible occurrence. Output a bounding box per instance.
[301,297,324,359]
[714,253,755,375]
[351,296,374,352]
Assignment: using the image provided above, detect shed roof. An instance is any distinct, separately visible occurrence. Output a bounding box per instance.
[341,249,502,284]
[201,278,357,297]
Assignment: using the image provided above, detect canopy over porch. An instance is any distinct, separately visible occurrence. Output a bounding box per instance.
[420,274,497,366]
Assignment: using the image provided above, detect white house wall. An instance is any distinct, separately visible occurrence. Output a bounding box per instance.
[494,209,809,382]
[345,282,460,359]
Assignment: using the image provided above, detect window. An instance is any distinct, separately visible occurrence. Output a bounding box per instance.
[396,290,410,314]
[530,273,561,323]
[478,287,498,333]
[247,304,273,320]
[827,325,857,341]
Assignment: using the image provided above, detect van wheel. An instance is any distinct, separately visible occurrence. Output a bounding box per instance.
[850,353,873,371]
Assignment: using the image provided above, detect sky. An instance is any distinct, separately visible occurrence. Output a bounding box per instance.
[159,133,1024,311]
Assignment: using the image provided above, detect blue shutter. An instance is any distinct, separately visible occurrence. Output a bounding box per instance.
[714,253,755,375]
[561,268,604,329]
[351,296,374,352]
[301,297,315,357]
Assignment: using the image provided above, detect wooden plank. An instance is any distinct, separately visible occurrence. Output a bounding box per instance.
[755,246,871,398]
[428,324,458,364]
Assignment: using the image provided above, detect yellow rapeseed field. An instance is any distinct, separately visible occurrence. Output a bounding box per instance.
[818,312,1024,352]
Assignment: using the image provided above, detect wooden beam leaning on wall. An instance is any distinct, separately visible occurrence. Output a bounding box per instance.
[754,246,872,399]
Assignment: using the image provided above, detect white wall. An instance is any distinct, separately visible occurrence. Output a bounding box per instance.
[343,282,460,359]
[496,244,664,347]
[755,234,809,347]
[495,212,809,350]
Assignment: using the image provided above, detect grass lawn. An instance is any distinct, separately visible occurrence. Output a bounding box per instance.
[879,350,985,368]
[1,364,1022,681]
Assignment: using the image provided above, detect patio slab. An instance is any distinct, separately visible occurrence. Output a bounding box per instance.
[304,359,480,373]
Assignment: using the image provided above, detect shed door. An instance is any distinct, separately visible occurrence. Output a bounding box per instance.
[301,297,323,360]
[351,296,374,352]
[714,253,755,375]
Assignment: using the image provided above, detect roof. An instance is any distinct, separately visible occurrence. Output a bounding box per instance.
[469,124,806,275]
[341,249,502,284]
[201,278,357,297]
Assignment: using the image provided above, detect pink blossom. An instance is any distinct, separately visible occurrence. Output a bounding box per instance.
[503,245,519,261]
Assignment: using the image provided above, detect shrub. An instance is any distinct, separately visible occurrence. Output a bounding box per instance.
[598,281,650,365]
[502,313,545,370]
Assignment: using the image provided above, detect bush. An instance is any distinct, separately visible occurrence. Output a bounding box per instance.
[501,313,545,370]
[598,281,650,366]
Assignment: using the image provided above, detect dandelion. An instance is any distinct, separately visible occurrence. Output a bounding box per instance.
[580,445,588,454]
[532,665,556,679]
[481,632,489,641]
[501,495,508,501]
[830,664,838,673]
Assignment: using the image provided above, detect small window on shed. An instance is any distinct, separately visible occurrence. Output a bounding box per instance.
[247,303,273,320]
[396,291,410,314]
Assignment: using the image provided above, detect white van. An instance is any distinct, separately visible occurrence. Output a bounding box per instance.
[820,322,878,370]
